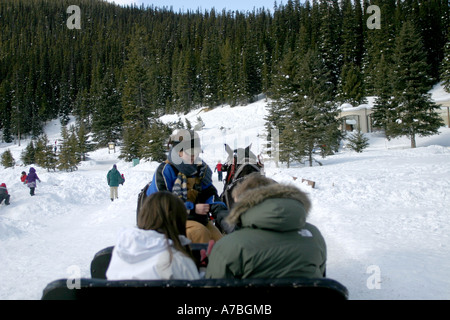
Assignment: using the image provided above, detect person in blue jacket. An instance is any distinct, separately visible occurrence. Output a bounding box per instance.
[146,129,228,243]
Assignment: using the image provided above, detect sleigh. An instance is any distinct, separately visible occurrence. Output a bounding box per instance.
[41,244,349,301]
[42,144,348,302]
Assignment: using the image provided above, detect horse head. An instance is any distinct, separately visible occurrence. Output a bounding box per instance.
[224,143,257,167]
[220,144,263,211]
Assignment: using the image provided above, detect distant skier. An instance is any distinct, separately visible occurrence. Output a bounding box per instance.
[0,183,11,205]
[26,167,41,196]
[107,164,123,201]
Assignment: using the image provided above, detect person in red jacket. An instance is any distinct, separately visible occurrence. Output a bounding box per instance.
[20,171,27,184]
[0,183,10,205]
[215,161,223,182]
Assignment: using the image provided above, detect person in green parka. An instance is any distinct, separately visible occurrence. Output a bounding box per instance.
[107,164,124,201]
[205,173,327,279]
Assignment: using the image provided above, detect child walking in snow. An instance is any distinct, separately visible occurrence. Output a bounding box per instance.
[26,167,41,196]
[20,171,27,184]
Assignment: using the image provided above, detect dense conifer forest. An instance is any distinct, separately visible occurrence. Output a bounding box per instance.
[0,0,448,161]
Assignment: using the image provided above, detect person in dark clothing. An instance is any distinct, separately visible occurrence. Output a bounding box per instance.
[206,173,327,280]
[146,129,228,243]
[107,164,123,201]
[0,183,11,205]
[26,167,41,196]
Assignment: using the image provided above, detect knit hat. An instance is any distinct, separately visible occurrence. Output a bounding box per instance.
[169,129,202,157]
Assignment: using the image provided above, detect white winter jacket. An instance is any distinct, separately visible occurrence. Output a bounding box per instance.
[106,228,200,280]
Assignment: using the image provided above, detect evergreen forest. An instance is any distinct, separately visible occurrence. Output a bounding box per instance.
[0,0,449,162]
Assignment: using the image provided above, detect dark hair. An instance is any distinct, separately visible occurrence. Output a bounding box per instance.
[137,191,194,263]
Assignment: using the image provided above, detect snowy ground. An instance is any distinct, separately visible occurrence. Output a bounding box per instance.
[1,90,450,300]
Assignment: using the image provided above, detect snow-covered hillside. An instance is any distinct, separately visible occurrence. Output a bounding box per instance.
[1,94,450,300]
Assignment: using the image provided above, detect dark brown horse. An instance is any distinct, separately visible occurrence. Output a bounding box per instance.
[220,143,263,210]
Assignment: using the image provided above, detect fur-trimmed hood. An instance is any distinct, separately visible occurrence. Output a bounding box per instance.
[226,183,311,232]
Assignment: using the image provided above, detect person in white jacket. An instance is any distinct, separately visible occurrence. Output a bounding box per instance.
[106,191,201,280]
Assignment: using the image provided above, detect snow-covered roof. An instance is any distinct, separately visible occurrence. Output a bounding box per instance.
[339,83,450,112]
[430,82,450,103]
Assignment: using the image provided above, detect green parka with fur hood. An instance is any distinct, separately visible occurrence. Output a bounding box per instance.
[205,183,327,279]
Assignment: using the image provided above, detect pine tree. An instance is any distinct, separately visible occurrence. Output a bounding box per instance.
[35,134,57,172]
[200,37,220,107]
[389,21,444,148]
[1,149,15,168]
[1,0,448,150]
[294,49,341,166]
[265,50,298,163]
[73,88,92,130]
[0,81,13,143]
[297,2,312,56]
[43,144,58,172]
[171,48,194,112]
[243,32,262,103]
[218,39,236,105]
[372,54,396,132]
[120,124,144,162]
[318,0,342,91]
[58,125,80,171]
[185,118,193,130]
[76,122,93,162]
[340,0,363,66]
[140,120,172,162]
[267,48,341,167]
[441,39,450,93]
[362,0,397,94]
[57,126,71,171]
[58,81,72,126]
[10,68,27,146]
[21,140,36,165]
[120,26,154,161]
[339,62,366,105]
[91,69,123,147]
[68,126,81,166]
[278,121,299,168]
[337,0,365,104]
[121,26,153,128]
[346,129,369,153]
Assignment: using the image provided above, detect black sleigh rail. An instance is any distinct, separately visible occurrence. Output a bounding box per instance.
[41,245,349,301]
